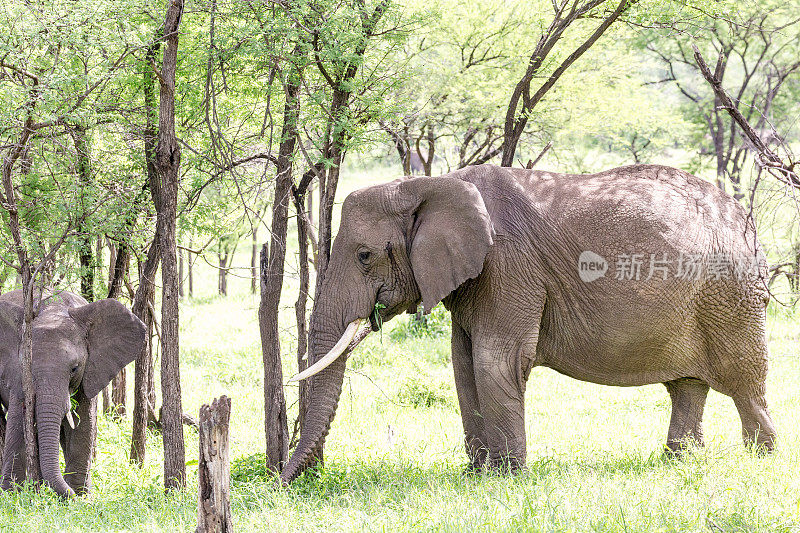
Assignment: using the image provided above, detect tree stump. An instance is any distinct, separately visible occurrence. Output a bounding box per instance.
[196,396,232,533]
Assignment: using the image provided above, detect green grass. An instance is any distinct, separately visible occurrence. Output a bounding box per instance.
[2,285,798,532]
[2,164,800,531]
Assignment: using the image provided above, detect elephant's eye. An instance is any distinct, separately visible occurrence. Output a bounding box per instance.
[70,366,79,375]
[357,250,371,264]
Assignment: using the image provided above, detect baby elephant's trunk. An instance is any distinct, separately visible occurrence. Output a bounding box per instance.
[36,395,74,497]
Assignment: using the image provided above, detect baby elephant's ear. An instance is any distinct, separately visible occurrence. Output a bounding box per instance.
[69,299,147,399]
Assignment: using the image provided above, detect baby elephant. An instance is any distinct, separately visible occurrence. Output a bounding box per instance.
[0,289,146,497]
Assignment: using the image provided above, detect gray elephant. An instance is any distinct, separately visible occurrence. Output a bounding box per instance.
[281,163,776,483]
[0,289,145,497]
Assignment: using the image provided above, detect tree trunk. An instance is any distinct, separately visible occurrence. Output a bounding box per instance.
[71,125,95,301]
[154,0,187,489]
[188,250,194,298]
[260,61,300,473]
[111,370,126,418]
[2,111,42,484]
[196,396,233,533]
[250,227,258,294]
[102,387,111,414]
[791,241,800,294]
[218,251,228,296]
[130,241,159,465]
[106,193,138,418]
[179,248,185,299]
[130,35,162,467]
[298,3,389,469]
[107,240,117,288]
[292,184,311,446]
[20,298,40,482]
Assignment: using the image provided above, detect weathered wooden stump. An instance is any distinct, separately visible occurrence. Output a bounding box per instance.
[196,396,232,533]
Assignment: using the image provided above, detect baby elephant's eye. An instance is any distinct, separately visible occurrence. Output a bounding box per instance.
[358,250,371,264]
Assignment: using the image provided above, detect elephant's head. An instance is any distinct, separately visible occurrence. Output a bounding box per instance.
[281,175,494,483]
[0,296,146,497]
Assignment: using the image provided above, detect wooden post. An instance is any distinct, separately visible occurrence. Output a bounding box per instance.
[197,396,232,533]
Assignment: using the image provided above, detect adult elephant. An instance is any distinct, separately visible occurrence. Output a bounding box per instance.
[0,289,146,497]
[281,164,776,483]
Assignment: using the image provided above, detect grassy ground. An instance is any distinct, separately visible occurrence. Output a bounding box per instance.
[1,287,799,532]
[1,163,799,531]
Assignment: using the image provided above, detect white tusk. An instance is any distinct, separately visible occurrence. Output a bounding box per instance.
[288,319,362,383]
[301,352,308,361]
[65,410,75,429]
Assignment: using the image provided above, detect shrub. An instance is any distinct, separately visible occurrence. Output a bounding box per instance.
[389,304,450,341]
[396,377,454,408]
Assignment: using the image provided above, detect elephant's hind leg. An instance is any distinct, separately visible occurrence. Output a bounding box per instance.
[452,322,488,470]
[664,378,709,454]
[733,394,776,452]
[698,279,775,452]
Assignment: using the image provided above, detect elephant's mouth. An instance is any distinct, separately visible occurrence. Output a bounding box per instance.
[369,298,408,332]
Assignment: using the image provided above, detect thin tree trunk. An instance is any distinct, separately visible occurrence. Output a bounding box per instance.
[71,125,95,301]
[153,0,186,489]
[102,387,111,414]
[111,370,126,418]
[130,33,163,467]
[260,60,301,473]
[218,251,228,296]
[178,248,184,299]
[293,186,311,444]
[130,241,159,465]
[106,187,143,420]
[2,106,42,483]
[301,3,388,467]
[20,298,39,482]
[107,240,117,288]
[188,251,194,297]
[250,227,258,294]
[108,239,131,418]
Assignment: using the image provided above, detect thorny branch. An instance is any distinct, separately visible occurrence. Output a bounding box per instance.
[693,45,799,189]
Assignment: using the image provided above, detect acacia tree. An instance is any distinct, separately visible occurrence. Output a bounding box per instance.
[647,1,800,199]
[381,0,524,174]
[500,0,635,166]
[0,0,143,488]
[152,0,187,490]
[243,0,410,472]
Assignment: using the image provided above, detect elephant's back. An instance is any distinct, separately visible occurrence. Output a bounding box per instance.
[520,164,753,251]
[0,289,88,310]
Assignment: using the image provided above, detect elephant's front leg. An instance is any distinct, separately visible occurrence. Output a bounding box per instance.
[60,390,97,495]
[451,322,488,470]
[1,395,27,489]
[472,336,530,472]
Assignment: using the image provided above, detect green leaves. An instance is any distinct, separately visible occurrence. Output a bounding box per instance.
[372,302,386,331]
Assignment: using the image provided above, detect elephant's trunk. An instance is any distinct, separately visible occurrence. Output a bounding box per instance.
[280,313,352,484]
[36,395,74,497]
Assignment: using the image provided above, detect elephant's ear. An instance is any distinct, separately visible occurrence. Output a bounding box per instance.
[69,299,146,399]
[399,176,494,313]
[0,300,23,376]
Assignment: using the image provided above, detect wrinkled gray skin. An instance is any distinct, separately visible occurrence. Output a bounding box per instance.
[0,290,145,497]
[281,164,776,483]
